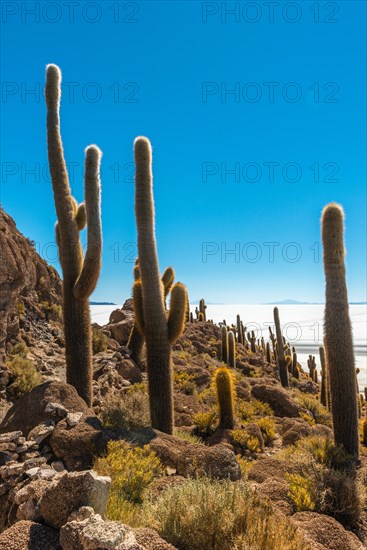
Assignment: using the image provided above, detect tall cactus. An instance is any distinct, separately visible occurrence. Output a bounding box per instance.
[321,203,359,457]
[134,137,187,434]
[228,330,236,368]
[215,367,235,429]
[221,326,228,363]
[45,64,102,406]
[273,307,289,388]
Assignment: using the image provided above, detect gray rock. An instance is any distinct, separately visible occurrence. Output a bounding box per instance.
[39,470,111,529]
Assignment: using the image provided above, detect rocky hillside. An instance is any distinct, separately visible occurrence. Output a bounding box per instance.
[0,209,62,353]
[0,209,366,549]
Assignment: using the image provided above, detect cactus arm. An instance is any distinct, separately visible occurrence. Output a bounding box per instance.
[167,282,187,343]
[75,203,87,230]
[45,64,75,228]
[74,145,102,299]
[132,280,145,334]
[162,266,175,298]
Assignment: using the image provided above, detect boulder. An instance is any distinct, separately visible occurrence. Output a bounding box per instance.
[39,470,110,529]
[109,309,128,324]
[291,512,365,550]
[0,520,59,549]
[251,384,301,417]
[148,431,241,481]
[0,381,88,437]
[49,412,108,470]
[134,528,177,550]
[116,360,143,384]
[108,320,134,346]
[248,457,299,484]
[60,510,142,550]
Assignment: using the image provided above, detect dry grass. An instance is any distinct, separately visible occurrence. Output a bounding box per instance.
[141,477,311,550]
[102,386,150,430]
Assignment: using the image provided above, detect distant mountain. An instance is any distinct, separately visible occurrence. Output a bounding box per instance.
[90,301,116,305]
[265,299,317,305]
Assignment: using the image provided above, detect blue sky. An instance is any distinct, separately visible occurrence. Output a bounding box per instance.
[1,0,366,304]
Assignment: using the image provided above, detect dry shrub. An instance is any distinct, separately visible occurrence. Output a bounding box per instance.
[141,477,311,550]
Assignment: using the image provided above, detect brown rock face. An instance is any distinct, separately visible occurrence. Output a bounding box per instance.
[0,209,62,351]
[251,384,301,417]
[0,381,88,437]
[291,512,365,550]
[0,520,60,549]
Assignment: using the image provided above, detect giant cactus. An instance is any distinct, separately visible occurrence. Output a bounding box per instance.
[273,307,289,388]
[134,137,187,434]
[45,64,102,406]
[321,203,359,457]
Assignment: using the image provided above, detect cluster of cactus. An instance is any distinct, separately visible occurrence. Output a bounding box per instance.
[247,331,257,353]
[214,367,235,429]
[321,203,359,458]
[133,137,188,434]
[45,65,102,406]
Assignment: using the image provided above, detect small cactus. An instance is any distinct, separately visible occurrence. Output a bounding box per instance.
[266,342,271,363]
[199,298,207,321]
[221,326,228,363]
[292,352,298,378]
[215,367,235,429]
[236,314,243,344]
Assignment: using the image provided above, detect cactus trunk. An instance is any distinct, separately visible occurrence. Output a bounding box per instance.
[321,203,359,458]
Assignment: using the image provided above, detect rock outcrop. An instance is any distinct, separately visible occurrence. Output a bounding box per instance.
[0,209,62,352]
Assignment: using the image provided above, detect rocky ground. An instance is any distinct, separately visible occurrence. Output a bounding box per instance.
[0,209,366,549]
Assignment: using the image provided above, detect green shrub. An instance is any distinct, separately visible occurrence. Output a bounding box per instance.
[174,371,196,395]
[9,342,28,358]
[193,410,217,437]
[230,429,262,454]
[141,477,311,550]
[237,399,273,421]
[255,417,276,446]
[39,300,62,321]
[287,473,316,511]
[16,302,25,318]
[7,355,41,398]
[295,393,331,426]
[92,327,108,354]
[95,441,162,520]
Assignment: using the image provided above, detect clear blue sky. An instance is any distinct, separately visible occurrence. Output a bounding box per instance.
[1,1,366,304]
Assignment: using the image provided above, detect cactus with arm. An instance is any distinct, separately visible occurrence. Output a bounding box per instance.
[134,137,187,434]
[45,64,102,406]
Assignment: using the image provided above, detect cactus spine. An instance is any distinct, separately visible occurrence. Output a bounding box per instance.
[45,64,102,406]
[215,367,235,429]
[273,307,289,388]
[134,137,187,434]
[321,203,359,457]
[228,330,236,368]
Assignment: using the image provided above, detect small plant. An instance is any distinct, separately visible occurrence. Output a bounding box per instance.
[255,417,276,446]
[95,441,162,521]
[230,429,262,454]
[102,389,150,430]
[9,342,28,358]
[92,326,108,354]
[193,410,217,437]
[16,302,25,318]
[287,473,316,512]
[7,355,41,398]
[39,301,62,321]
[296,393,331,426]
[174,429,204,445]
[174,371,196,395]
[237,399,273,421]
